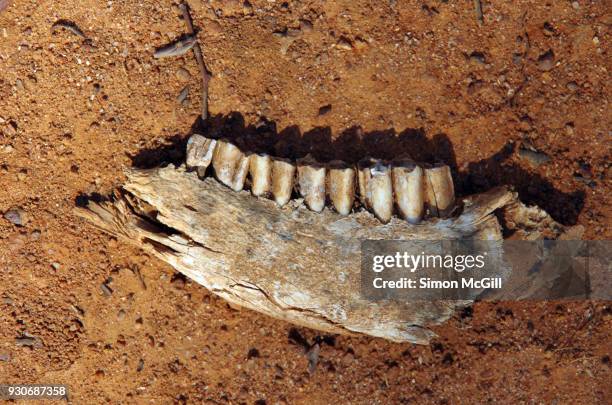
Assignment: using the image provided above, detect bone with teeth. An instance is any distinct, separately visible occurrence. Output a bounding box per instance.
[186,134,217,178]
[249,153,272,197]
[211,139,250,192]
[187,136,457,223]
[327,160,355,216]
[297,155,326,212]
[271,158,296,207]
[392,159,425,224]
[424,164,455,217]
[358,158,394,223]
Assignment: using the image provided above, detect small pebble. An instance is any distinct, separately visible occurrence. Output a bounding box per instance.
[519,147,550,167]
[117,309,126,321]
[100,281,113,296]
[469,51,486,64]
[537,50,555,71]
[51,262,61,270]
[4,122,17,136]
[176,68,191,81]
[318,104,332,115]
[299,19,313,33]
[15,334,40,348]
[572,2,580,10]
[307,343,321,374]
[566,81,579,91]
[336,38,353,50]
[0,353,10,362]
[4,208,27,226]
[177,85,189,105]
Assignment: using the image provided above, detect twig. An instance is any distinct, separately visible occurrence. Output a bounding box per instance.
[153,34,196,58]
[473,0,483,24]
[179,1,211,121]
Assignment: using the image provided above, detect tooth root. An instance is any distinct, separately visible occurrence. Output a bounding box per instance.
[297,156,326,212]
[249,153,272,197]
[392,160,424,224]
[271,158,296,207]
[211,139,250,192]
[186,134,217,178]
[424,164,455,217]
[358,158,394,223]
[328,160,355,216]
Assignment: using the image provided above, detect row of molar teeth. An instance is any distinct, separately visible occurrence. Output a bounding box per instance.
[186,134,455,224]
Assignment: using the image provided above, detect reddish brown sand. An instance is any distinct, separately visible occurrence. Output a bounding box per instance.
[0,1,610,403]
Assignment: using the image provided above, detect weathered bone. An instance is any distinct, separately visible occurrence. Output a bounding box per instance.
[328,160,355,216]
[424,164,455,217]
[271,157,296,207]
[392,159,425,224]
[76,164,579,344]
[186,134,216,178]
[249,153,272,197]
[297,155,326,212]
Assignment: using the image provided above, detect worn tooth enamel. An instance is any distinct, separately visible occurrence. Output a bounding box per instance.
[212,139,250,192]
[358,158,394,223]
[328,160,355,216]
[424,164,455,217]
[249,153,272,197]
[297,155,326,212]
[392,159,424,224]
[186,134,216,178]
[271,158,296,207]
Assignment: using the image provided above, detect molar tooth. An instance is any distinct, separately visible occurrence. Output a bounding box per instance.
[391,160,424,224]
[186,134,217,178]
[424,164,455,217]
[358,158,394,223]
[212,139,250,192]
[328,160,355,216]
[271,158,296,207]
[249,153,272,197]
[297,155,326,212]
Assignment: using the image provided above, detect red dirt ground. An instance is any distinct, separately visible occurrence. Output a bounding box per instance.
[1,1,610,403]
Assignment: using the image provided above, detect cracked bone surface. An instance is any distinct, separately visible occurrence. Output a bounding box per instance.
[328,160,355,216]
[392,160,425,224]
[212,139,250,192]
[77,164,580,344]
[249,153,272,197]
[424,164,455,217]
[358,158,394,223]
[186,134,216,178]
[271,157,296,207]
[297,155,326,212]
